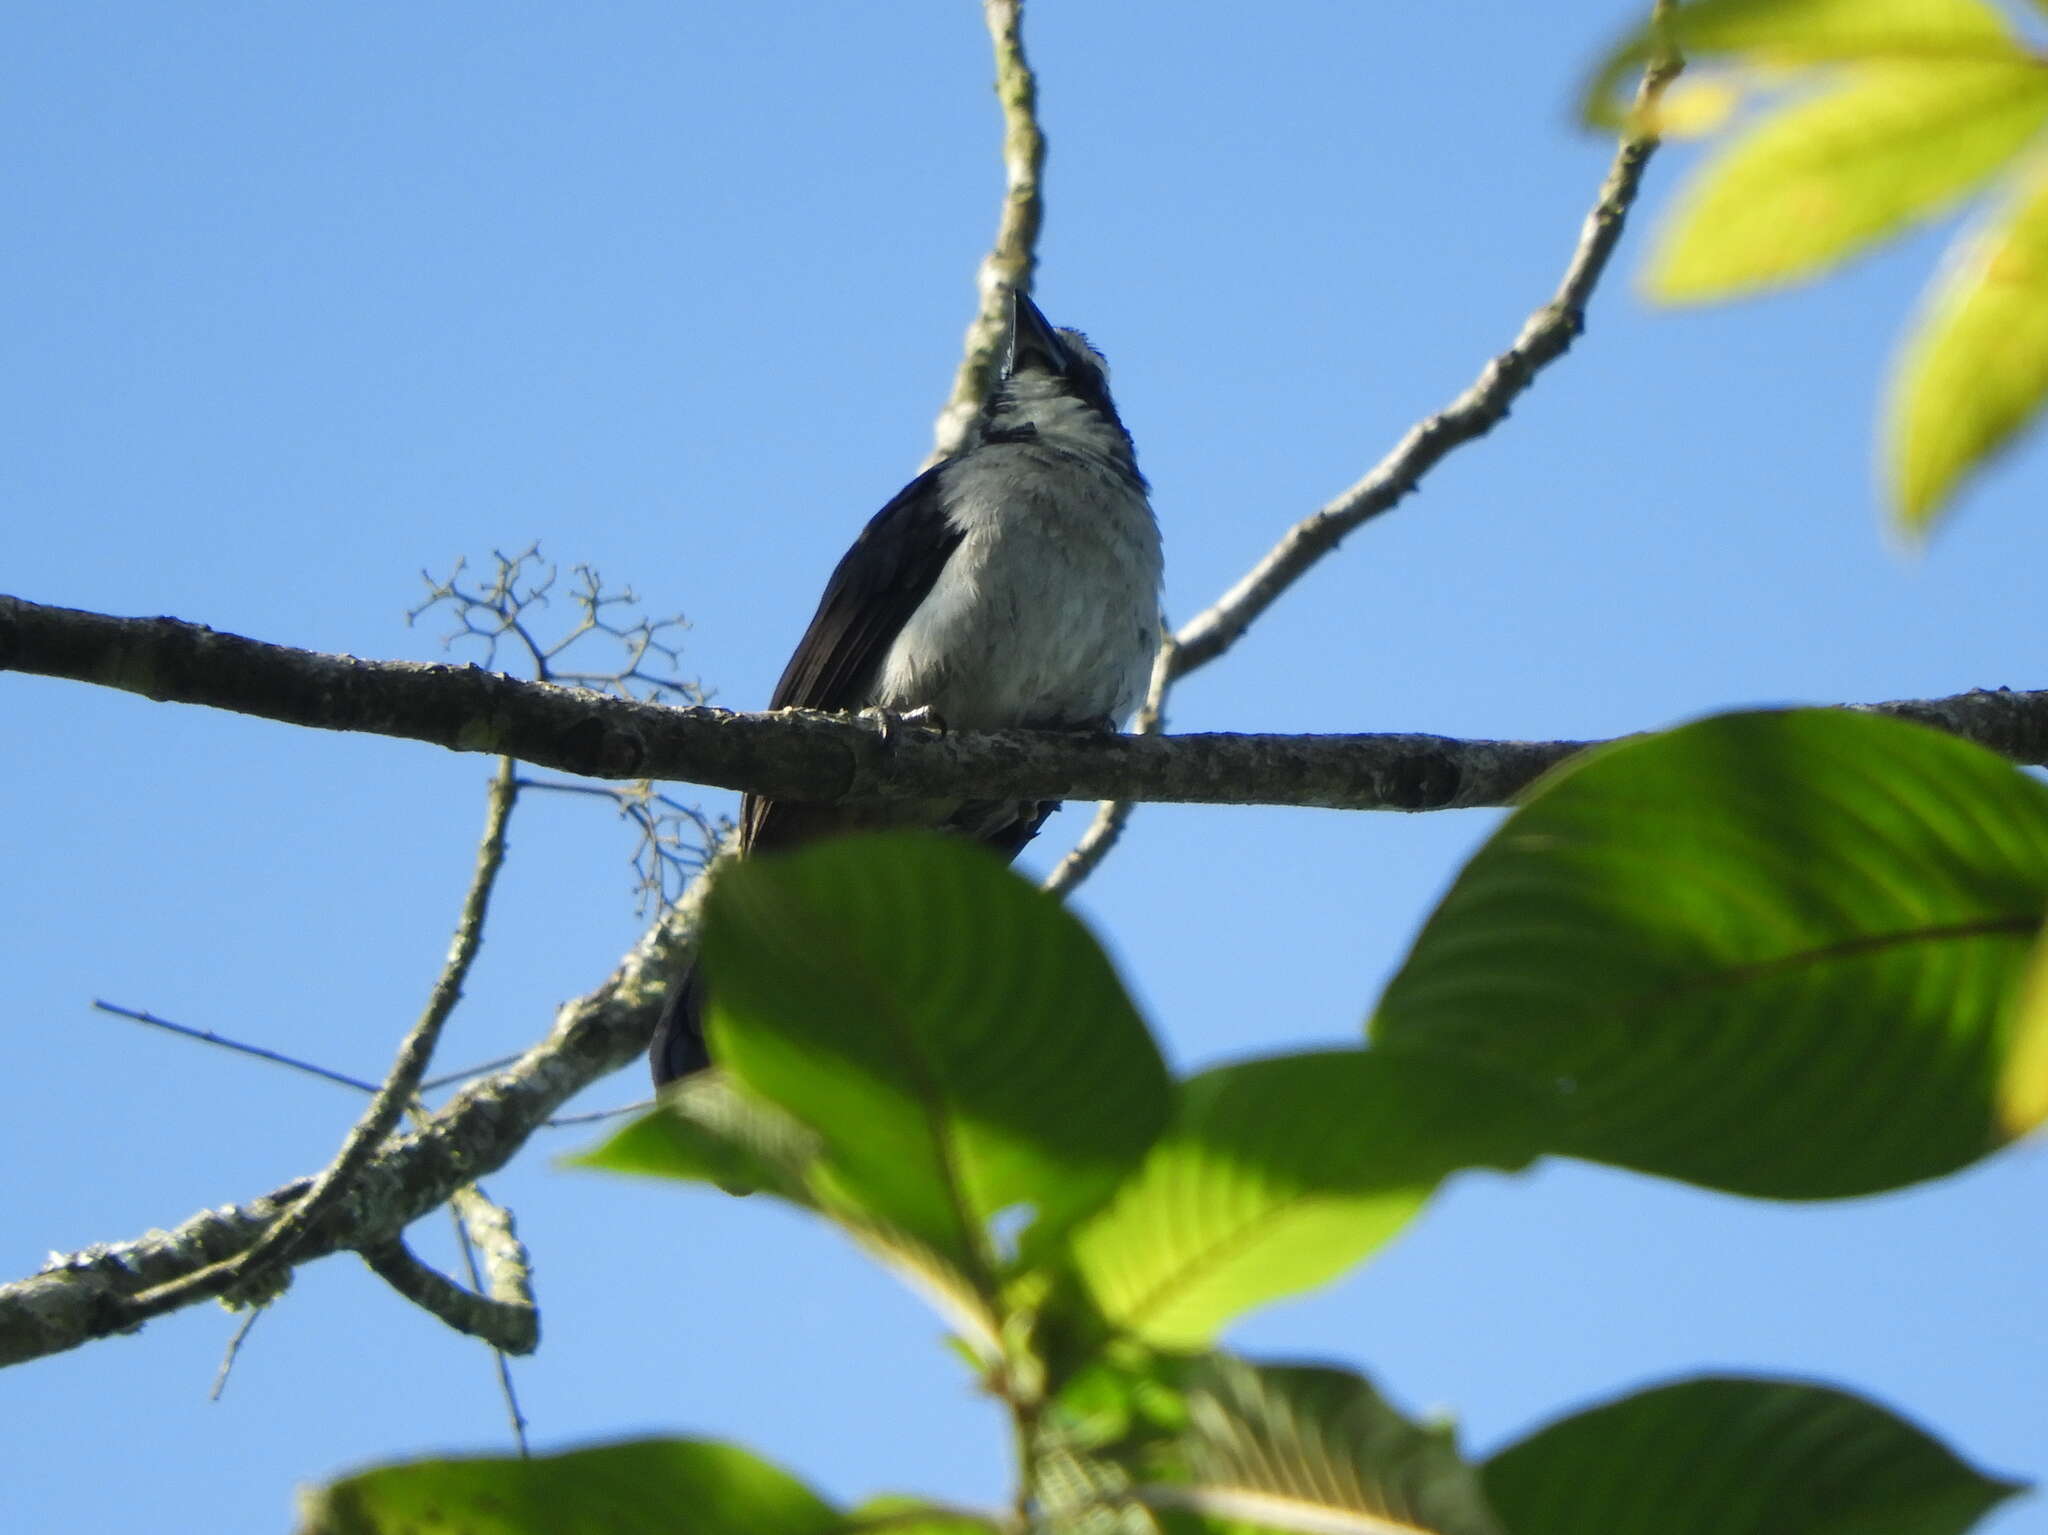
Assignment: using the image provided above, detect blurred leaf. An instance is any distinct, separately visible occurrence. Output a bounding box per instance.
[1064,1052,1550,1350]
[1888,159,2048,533]
[1481,1375,2025,1535]
[844,1496,1005,1533]
[703,832,1171,1291]
[1139,1355,1501,1535]
[1646,73,1747,140]
[1582,0,2026,127]
[574,1074,1020,1354]
[1050,1350,1198,1459]
[1035,1438,1155,1535]
[298,1439,840,1535]
[1996,917,2048,1135]
[1646,62,2048,301]
[1373,710,2048,1198]
[572,1074,820,1203]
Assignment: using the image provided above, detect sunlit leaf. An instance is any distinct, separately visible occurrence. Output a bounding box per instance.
[1645,72,1747,140]
[1374,710,2048,1198]
[1583,0,2026,127]
[297,1439,841,1535]
[575,1074,1026,1355]
[1034,1437,1154,1535]
[1888,158,2048,533]
[1482,1376,2025,1535]
[1647,62,2048,301]
[1063,1053,1550,1349]
[1141,1355,1503,1535]
[845,1496,1005,1534]
[1996,916,2048,1135]
[704,833,1171,1289]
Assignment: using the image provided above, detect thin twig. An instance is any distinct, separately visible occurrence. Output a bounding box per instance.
[94,988,647,1131]
[515,776,720,916]
[540,1098,655,1128]
[421,1053,526,1091]
[97,997,539,1423]
[1170,39,1685,678]
[208,1304,266,1401]
[111,757,522,1325]
[91,1002,383,1094]
[1042,629,1177,897]
[444,1192,532,1455]
[6,870,706,1369]
[926,0,1045,465]
[93,1000,522,1096]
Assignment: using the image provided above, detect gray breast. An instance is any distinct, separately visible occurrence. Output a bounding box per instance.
[872,442,1162,731]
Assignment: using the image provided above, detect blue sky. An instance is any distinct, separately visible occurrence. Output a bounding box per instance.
[5,3,2044,1530]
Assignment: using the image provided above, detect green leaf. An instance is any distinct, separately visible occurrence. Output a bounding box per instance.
[575,1062,1048,1356]
[1481,1376,2025,1535]
[1063,1052,1550,1350]
[1373,709,2048,1198]
[297,1439,841,1535]
[1646,62,2048,302]
[1888,158,2048,533]
[1142,1354,1501,1535]
[1999,919,2048,1134]
[1034,1439,1155,1535]
[571,1074,821,1203]
[1582,0,2026,127]
[703,832,1171,1290]
[844,1496,1005,1534]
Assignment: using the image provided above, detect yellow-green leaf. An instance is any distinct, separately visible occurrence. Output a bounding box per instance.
[1888,158,2048,533]
[1997,916,2048,1135]
[1648,62,2048,301]
[1063,1053,1549,1350]
[1583,0,2026,127]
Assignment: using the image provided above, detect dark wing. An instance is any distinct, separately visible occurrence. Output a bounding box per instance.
[743,463,964,852]
[653,466,967,1088]
[765,462,962,713]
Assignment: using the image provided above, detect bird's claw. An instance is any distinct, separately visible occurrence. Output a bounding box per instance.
[860,704,948,747]
[1057,713,1122,738]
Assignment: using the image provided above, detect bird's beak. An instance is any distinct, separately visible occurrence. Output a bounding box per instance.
[1003,289,1071,379]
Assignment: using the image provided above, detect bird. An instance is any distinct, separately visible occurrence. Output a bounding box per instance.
[649,289,1162,1086]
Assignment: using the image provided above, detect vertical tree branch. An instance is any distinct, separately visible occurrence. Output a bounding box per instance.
[928,0,1046,464]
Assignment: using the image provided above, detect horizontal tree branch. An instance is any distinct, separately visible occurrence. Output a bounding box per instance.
[9,595,2048,811]
[9,598,2045,1366]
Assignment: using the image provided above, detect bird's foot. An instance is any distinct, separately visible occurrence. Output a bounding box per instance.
[860,704,948,747]
[1052,713,1123,738]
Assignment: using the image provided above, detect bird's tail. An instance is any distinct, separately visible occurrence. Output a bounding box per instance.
[649,962,712,1086]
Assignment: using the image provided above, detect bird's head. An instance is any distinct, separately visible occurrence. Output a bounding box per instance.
[982,289,1142,480]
